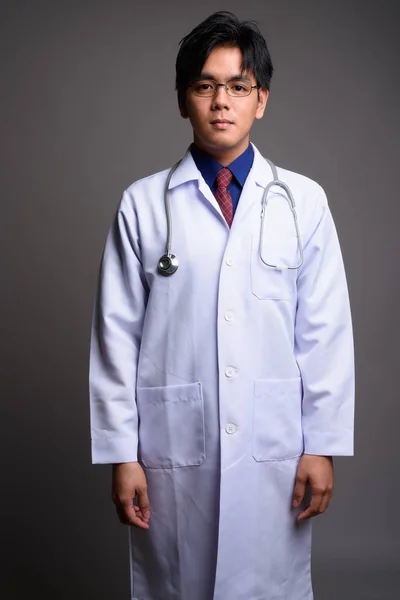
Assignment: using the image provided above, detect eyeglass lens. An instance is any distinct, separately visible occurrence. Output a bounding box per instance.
[191,79,253,97]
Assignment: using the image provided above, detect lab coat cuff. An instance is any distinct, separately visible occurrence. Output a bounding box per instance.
[303,430,354,456]
[91,435,138,464]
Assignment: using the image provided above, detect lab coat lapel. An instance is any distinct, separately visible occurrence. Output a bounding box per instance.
[169,147,231,226]
[231,143,275,230]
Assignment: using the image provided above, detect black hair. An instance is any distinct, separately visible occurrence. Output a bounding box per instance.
[176,11,274,103]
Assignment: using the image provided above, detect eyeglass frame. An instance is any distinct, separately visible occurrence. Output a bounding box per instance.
[188,77,260,98]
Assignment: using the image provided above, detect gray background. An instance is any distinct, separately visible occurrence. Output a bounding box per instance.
[1,0,399,598]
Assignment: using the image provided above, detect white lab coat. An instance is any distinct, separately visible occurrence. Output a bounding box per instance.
[89,143,354,600]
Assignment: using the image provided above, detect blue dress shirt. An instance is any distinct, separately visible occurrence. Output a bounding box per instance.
[190,143,254,215]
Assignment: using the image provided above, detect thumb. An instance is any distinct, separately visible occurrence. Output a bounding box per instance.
[293,473,307,508]
[137,488,151,520]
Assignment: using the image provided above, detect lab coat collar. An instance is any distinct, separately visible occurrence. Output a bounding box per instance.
[168,147,199,189]
[249,143,275,188]
[168,142,275,190]
[228,143,274,229]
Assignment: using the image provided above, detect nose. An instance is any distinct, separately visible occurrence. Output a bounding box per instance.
[212,85,231,110]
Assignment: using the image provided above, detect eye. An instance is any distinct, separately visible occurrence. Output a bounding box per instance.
[229,80,251,94]
[192,80,216,94]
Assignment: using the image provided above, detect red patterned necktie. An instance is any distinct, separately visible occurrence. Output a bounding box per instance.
[215,167,233,228]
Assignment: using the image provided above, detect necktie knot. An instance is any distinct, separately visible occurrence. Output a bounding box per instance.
[216,167,233,190]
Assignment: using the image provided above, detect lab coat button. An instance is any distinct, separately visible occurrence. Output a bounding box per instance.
[225,423,237,434]
[225,311,234,322]
[226,256,234,266]
[225,366,236,378]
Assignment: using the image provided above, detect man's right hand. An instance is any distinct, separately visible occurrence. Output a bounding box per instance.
[112,462,151,530]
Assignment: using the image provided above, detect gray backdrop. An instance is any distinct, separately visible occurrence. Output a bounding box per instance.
[1,0,399,598]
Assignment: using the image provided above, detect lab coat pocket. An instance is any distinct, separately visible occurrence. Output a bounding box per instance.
[137,382,205,469]
[250,234,298,300]
[253,378,303,461]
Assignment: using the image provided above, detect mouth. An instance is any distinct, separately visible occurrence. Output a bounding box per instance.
[210,119,233,129]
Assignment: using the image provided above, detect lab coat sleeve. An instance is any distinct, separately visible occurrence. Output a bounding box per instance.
[295,189,355,456]
[89,191,147,464]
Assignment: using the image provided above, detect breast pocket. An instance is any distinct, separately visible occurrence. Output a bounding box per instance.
[137,382,205,469]
[253,378,304,461]
[250,234,299,300]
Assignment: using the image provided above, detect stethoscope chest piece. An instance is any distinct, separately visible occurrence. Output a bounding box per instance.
[157,253,179,276]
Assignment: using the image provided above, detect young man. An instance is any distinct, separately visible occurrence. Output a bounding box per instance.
[89,11,354,600]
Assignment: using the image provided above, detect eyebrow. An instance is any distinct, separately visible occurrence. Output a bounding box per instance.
[197,72,252,82]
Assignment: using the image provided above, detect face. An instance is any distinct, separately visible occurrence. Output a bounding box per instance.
[179,45,268,164]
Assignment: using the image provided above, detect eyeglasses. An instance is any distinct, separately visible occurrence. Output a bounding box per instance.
[189,78,259,98]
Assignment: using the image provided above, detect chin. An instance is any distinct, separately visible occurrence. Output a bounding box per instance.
[203,134,241,150]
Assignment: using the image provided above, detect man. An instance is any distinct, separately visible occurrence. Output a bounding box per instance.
[89,11,354,600]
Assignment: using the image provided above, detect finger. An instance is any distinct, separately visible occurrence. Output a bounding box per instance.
[318,491,332,515]
[137,488,151,522]
[292,475,307,508]
[117,499,150,529]
[133,505,147,521]
[297,488,324,521]
[297,496,329,521]
[297,505,318,521]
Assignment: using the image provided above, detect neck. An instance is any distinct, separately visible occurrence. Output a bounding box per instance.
[193,136,250,166]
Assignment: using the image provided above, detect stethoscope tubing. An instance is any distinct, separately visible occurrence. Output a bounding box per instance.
[158,157,304,276]
[157,160,182,276]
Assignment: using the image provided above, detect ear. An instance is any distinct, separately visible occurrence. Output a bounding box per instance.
[178,91,189,119]
[255,88,269,120]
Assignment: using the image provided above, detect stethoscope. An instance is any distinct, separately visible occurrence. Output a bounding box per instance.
[157,157,304,276]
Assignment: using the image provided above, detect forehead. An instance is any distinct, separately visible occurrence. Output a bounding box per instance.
[200,45,253,79]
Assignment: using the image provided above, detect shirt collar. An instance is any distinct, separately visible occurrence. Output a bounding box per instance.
[190,142,254,189]
[168,143,273,190]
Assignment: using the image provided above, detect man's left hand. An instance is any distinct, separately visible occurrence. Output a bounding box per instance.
[292,454,334,521]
